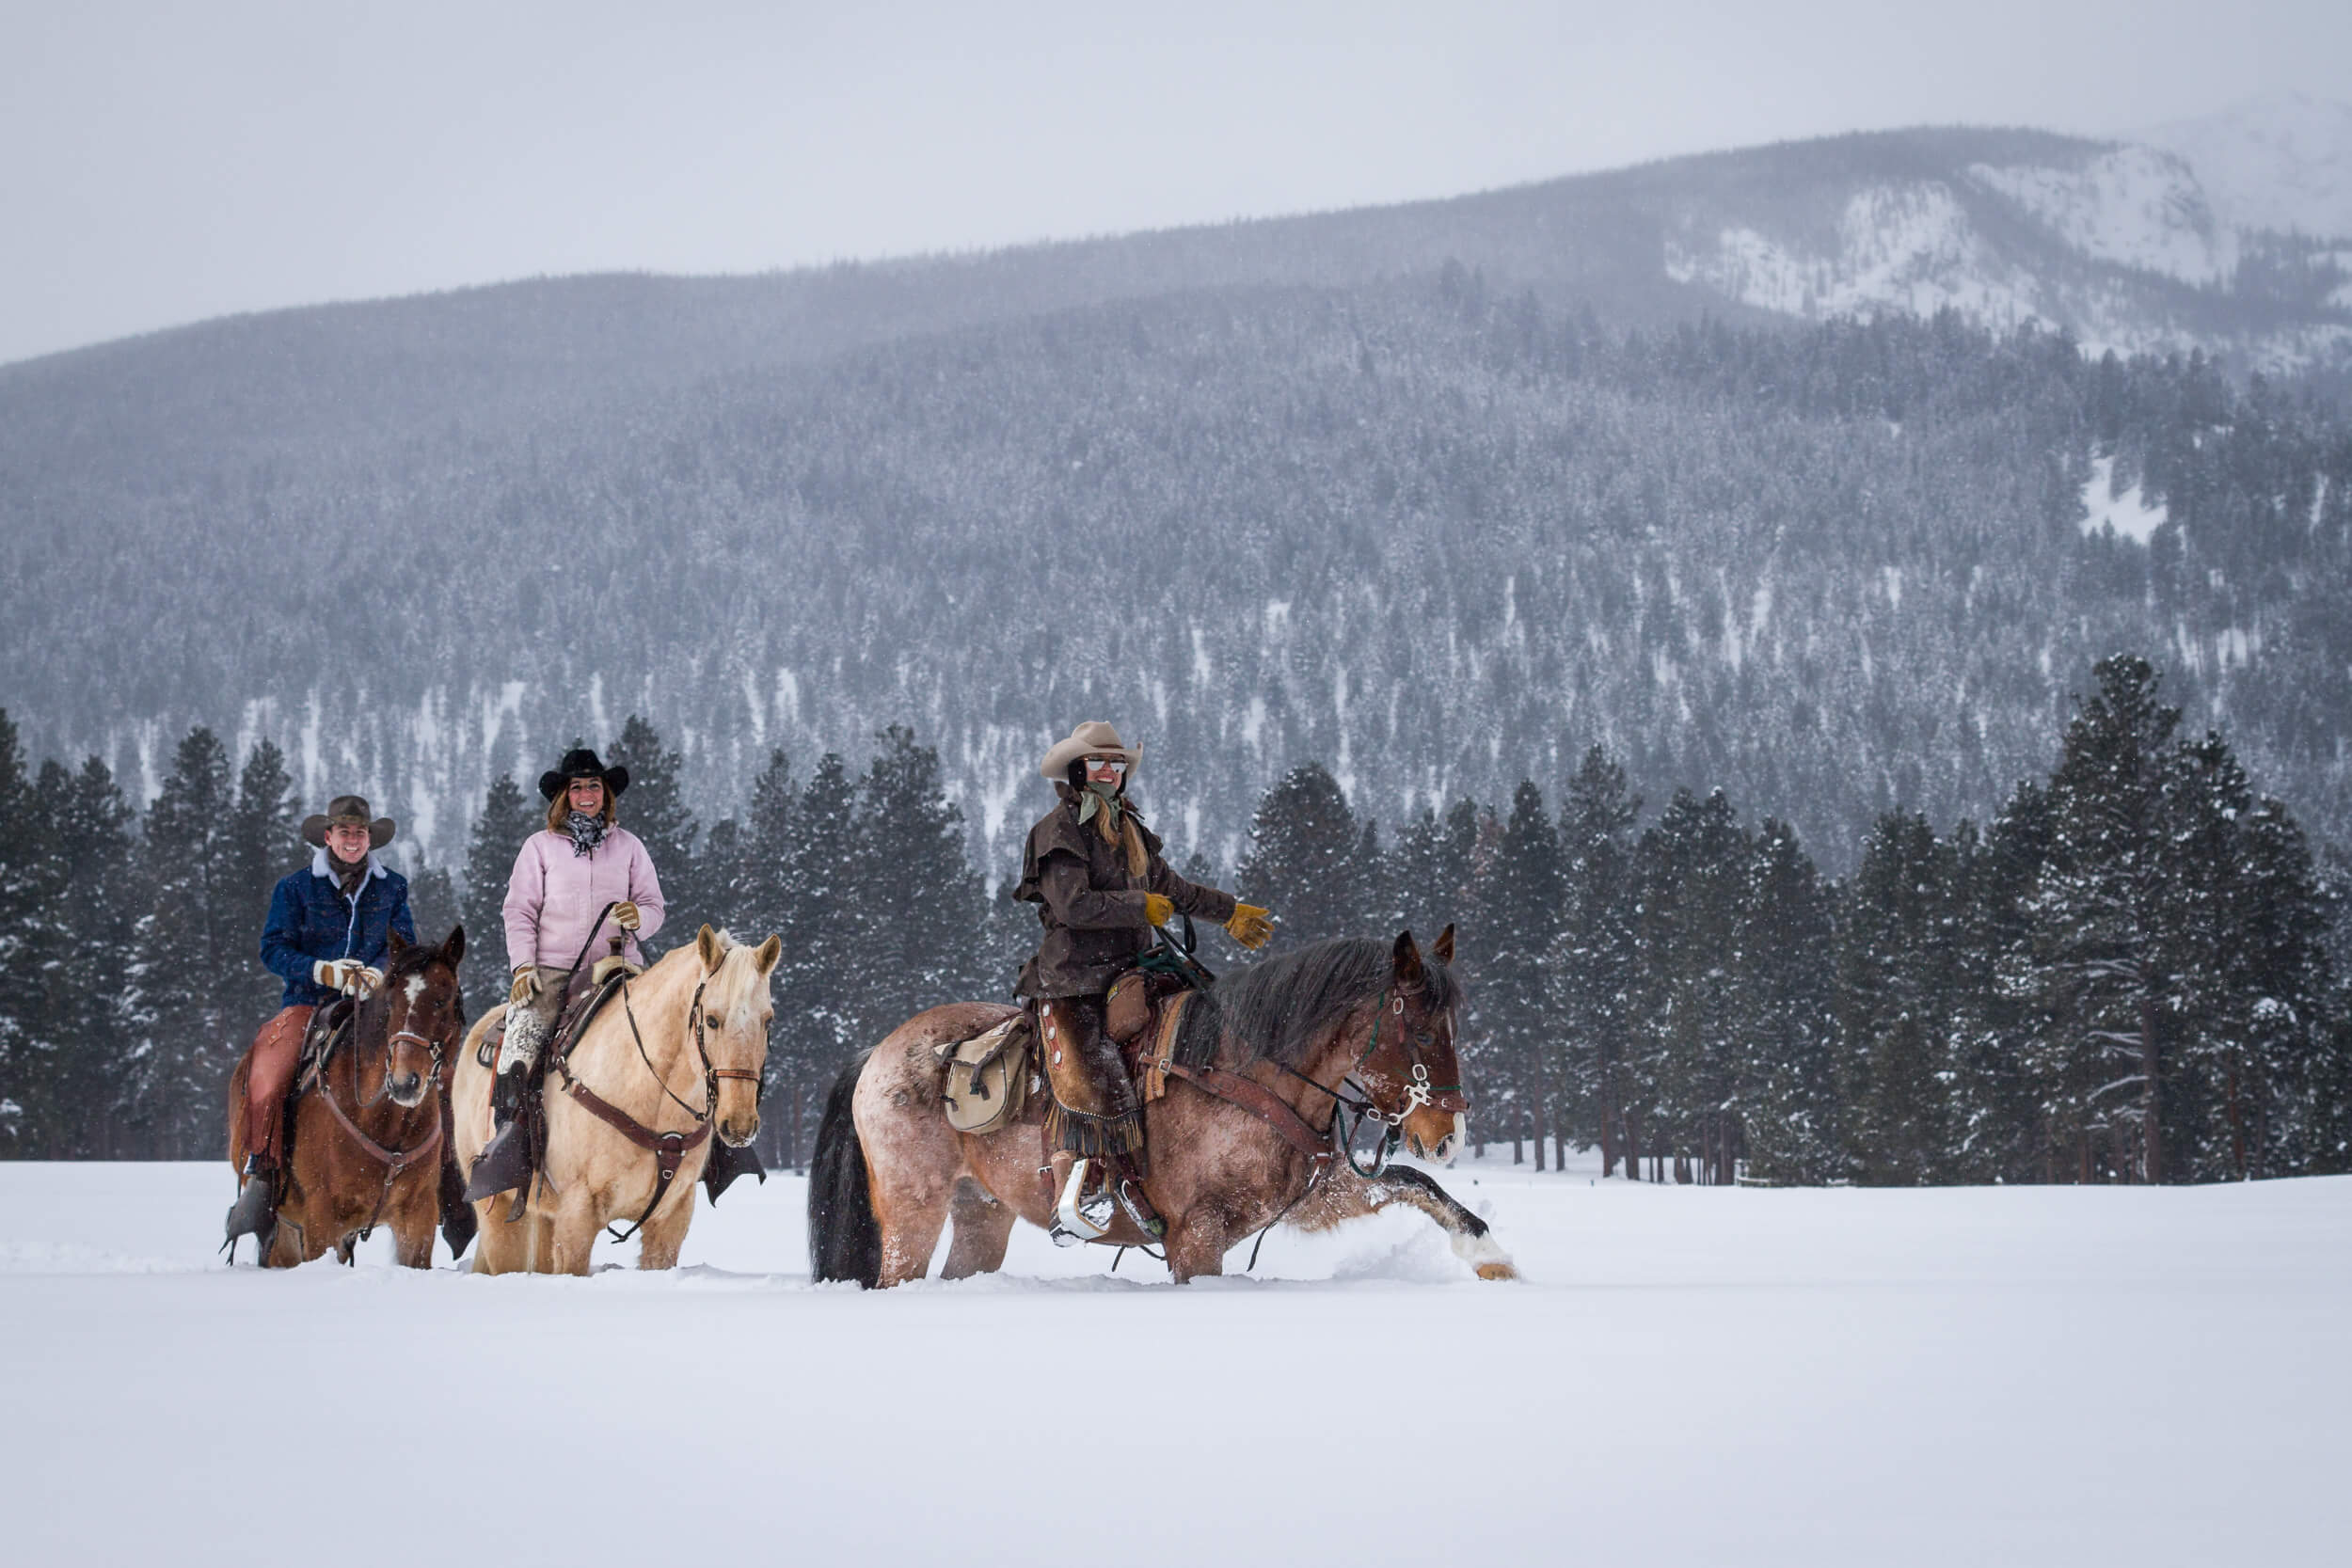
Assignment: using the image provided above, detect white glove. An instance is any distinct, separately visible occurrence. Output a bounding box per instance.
[312,958,362,993]
[353,965,385,999]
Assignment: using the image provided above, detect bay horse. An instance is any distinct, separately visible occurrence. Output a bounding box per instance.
[226,926,468,1269]
[451,927,778,1275]
[810,927,1518,1287]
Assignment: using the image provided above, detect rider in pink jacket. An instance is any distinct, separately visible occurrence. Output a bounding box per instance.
[473,748,667,1193]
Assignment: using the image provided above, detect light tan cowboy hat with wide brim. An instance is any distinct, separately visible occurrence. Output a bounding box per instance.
[299,795,396,850]
[1038,721,1141,780]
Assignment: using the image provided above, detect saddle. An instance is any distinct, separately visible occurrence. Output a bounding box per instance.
[1108,967,1198,1104]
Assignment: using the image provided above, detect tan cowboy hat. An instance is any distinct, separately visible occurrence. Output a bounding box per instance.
[300,795,396,850]
[1039,721,1141,780]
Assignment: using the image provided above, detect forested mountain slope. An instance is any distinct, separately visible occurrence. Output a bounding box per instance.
[6,272,2348,877]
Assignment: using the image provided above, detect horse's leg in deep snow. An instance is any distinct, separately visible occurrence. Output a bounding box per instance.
[548,1186,602,1276]
[633,1178,694,1271]
[937,1178,1015,1280]
[1290,1164,1518,1279]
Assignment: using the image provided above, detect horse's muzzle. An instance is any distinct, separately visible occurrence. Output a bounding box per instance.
[719,1114,760,1148]
[1410,1113,1468,1166]
[388,1073,426,1107]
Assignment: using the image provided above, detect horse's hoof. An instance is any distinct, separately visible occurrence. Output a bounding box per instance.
[1475,1260,1518,1281]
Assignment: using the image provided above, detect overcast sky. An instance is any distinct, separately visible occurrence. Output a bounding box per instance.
[3,0,2347,366]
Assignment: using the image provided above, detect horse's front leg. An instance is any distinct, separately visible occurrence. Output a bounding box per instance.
[547,1185,604,1276]
[633,1176,696,1271]
[1295,1164,1518,1280]
[1164,1212,1238,1284]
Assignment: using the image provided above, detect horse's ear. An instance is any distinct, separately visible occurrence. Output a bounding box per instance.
[753,934,782,974]
[442,925,466,966]
[697,925,724,974]
[1392,929,1424,988]
[388,928,411,956]
[1434,924,1455,966]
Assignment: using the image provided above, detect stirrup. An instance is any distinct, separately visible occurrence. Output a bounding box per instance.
[222,1159,276,1260]
[1050,1158,1114,1245]
[1113,1175,1166,1240]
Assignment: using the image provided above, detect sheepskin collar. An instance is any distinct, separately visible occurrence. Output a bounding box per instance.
[310,847,387,889]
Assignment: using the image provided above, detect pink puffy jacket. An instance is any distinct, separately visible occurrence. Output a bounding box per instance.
[501,827,667,973]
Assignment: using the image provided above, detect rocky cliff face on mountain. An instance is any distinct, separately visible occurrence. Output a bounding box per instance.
[3,108,2349,881]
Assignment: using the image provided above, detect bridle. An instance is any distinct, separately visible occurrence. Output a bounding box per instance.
[554,966,764,1243]
[310,972,456,1238]
[1274,981,1467,1177]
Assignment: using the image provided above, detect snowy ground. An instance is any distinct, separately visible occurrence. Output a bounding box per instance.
[4,1155,2346,1566]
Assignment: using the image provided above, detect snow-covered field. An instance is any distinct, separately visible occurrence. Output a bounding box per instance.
[5,1157,2346,1566]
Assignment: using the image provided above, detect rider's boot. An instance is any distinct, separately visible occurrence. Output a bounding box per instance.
[221,1154,278,1260]
[462,1063,535,1203]
[1049,1154,1115,1246]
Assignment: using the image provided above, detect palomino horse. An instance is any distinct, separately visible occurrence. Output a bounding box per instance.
[227,926,468,1268]
[810,928,1518,1286]
[452,927,778,1275]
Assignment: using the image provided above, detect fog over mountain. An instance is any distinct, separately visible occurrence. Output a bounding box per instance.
[4,113,2350,880]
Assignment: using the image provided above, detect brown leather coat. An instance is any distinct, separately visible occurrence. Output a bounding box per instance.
[1014,784,1236,999]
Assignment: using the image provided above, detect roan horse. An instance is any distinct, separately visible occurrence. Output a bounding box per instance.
[811,927,1518,1287]
[452,927,778,1275]
[227,926,469,1268]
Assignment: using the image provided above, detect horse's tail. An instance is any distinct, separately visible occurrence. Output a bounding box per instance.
[808,1049,881,1288]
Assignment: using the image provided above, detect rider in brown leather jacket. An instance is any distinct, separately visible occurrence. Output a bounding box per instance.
[1015,721,1272,1242]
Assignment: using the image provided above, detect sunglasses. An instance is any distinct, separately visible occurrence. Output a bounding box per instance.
[1084,757,1128,772]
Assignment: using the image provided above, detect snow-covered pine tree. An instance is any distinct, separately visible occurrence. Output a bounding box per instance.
[461,773,540,1017]
[1738,818,1839,1184]
[17,759,138,1156]
[1836,811,1958,1184]
[2015,656,2186,1182]
[1471,781,1565,1165]
[1550,746,1639,1176]
[132,728,244,1155]
[1235,762,1367,954]
[854,725,986,1045]
[606,716,700,950]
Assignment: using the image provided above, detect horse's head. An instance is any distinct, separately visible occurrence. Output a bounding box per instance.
[1356,926,1469,1164]
[377,926,466,1107]
[694,925,781,1148]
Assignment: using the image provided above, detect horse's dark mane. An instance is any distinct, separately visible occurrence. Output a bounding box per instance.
[1173,937,1456,1070]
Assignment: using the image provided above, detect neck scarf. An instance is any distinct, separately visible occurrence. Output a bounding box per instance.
[564,810,610,858]
[329,850,371,898]
[1076,781,1125,836]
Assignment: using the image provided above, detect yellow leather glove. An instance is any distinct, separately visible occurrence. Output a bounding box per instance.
[509,967,540,1006]
[353,965,385,1000]
[1226,904,1274,950]
[612,900,642,931]
[312,959,365,994]
[1142,893,1174,927]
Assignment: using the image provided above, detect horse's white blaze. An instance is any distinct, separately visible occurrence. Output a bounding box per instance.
[403,974,426,1004]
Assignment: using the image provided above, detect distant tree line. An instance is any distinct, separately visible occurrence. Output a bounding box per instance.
[5,654,2349,1183]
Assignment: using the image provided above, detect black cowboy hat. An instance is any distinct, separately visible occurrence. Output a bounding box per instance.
[300,795,396,850]
[538,747,630,801]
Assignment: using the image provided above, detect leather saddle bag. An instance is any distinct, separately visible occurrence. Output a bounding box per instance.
[937,1015,1032,1135]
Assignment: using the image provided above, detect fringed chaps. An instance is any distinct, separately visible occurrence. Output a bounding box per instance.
[1038,995,1149,1178]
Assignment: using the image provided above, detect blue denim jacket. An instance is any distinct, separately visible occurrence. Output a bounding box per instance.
[258,848,417,1007]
